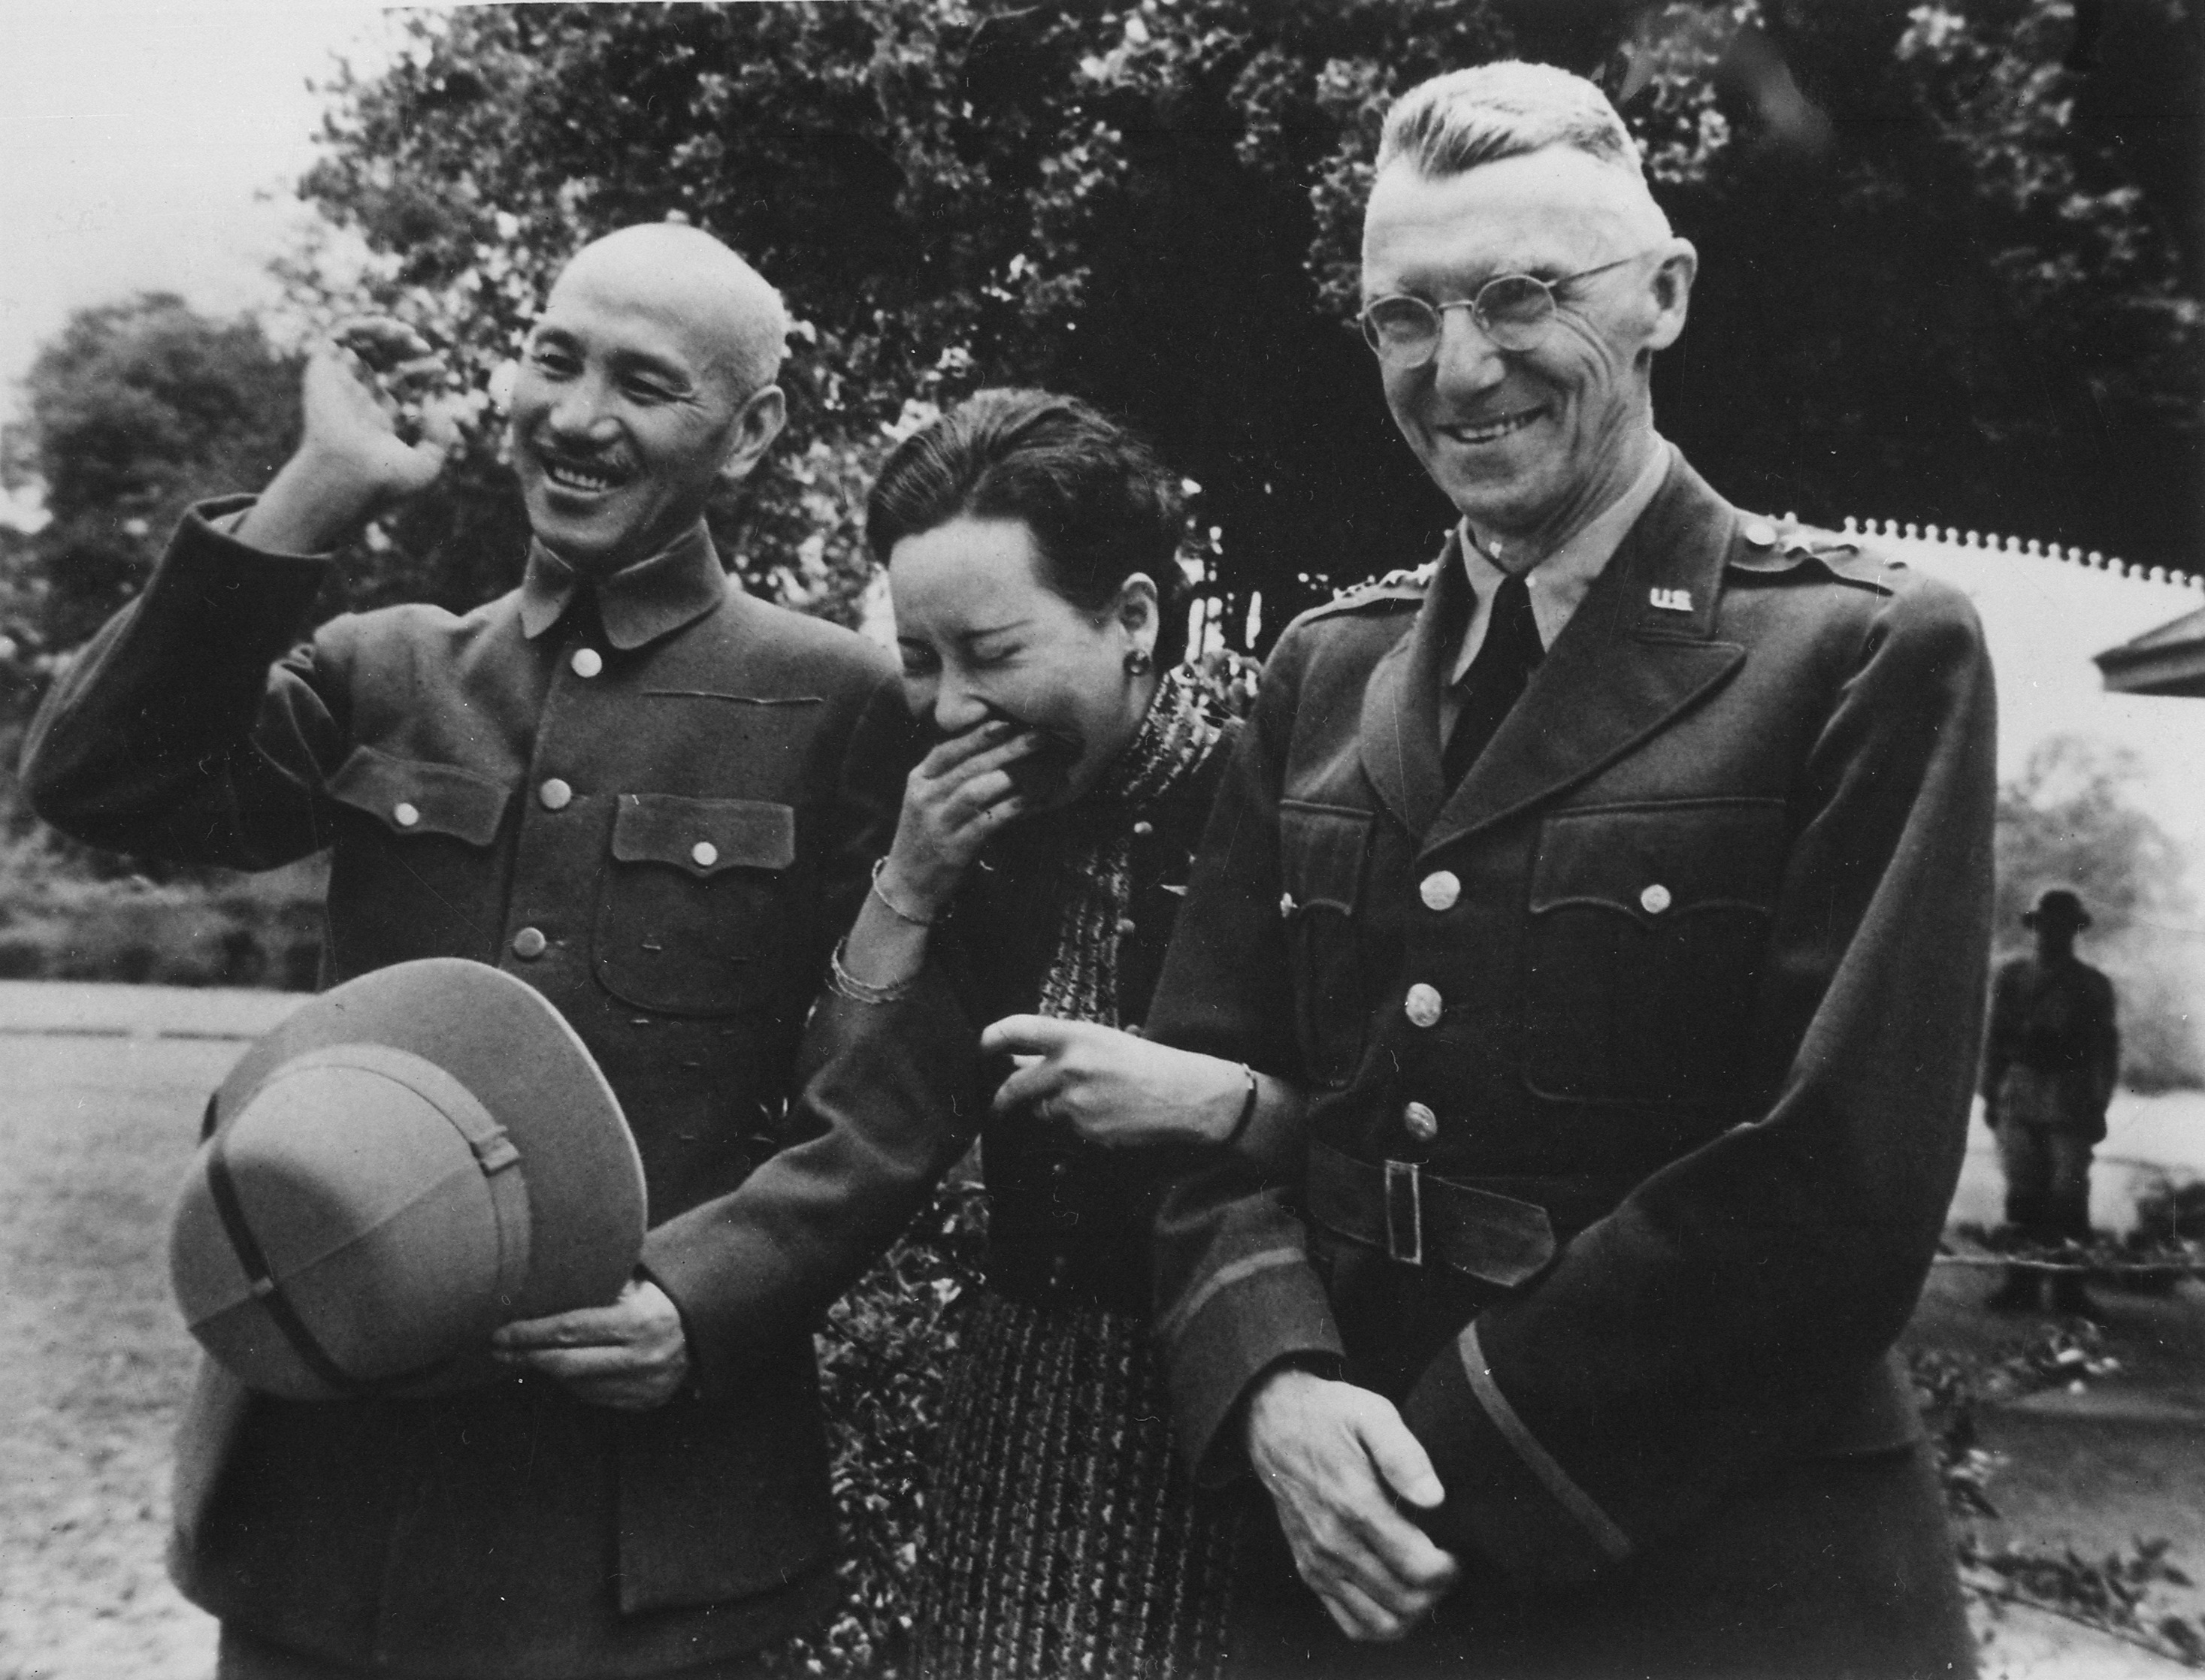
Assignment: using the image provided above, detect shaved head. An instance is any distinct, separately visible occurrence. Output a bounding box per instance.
[552,222,791,397]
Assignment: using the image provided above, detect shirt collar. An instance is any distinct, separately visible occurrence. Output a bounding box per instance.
[1450,437,1672,679]
[517,520,730,649]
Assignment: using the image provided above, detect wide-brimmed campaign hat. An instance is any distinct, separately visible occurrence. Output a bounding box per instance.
[2022,887,2092,930]
[169,958,646,1401]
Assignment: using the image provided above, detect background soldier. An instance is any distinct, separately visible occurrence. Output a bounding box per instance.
[1983,887,2122,1315]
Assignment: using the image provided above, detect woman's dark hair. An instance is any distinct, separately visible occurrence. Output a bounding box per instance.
[865,388,1192,669]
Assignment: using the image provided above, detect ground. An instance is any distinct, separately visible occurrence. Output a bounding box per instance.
[1,981,2200,1679]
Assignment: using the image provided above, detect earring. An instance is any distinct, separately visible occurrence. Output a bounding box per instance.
[1124,648,1154,676]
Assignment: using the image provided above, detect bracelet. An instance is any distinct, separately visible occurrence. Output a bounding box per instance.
[870,857,936,927]
[827,938,916,1005]
[1220,1062,1260,1150]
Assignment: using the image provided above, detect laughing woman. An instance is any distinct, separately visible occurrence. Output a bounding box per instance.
[696,388,1305,1677]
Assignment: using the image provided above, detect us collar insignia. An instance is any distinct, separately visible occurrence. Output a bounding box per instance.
[1648,587,1694,613]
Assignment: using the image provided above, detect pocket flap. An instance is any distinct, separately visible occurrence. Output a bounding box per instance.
[1529,801,1785,927]
[612,795,795,878]
[327,745,512,845]
[1279,802,1372,917]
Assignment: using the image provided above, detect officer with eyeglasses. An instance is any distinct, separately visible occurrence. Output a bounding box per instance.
[1143,60,1994,1675]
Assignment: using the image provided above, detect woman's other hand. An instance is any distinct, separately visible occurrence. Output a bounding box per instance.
[982,1016,1251,1147]
[877,719,1036,920]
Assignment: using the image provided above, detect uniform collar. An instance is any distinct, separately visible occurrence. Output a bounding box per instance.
[1359,449,1746,849]
[1450,438,1672,681]
[517,521,729,649]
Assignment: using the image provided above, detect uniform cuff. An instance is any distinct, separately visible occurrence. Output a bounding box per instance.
[1400,1319,1632,1590]
[1158,1248,1344,1484]
[187,494,340,565]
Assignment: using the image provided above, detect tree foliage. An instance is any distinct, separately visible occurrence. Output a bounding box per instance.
[274,0,2198,651]
[1,294,301,657]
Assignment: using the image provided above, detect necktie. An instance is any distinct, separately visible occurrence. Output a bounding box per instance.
[1442,571,1544,791]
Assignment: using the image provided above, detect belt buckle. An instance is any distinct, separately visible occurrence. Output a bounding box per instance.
[1383,1159,1423,1267]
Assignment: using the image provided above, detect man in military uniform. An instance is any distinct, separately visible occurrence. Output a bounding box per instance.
[23,224,911,1678]
[1983,888,2121,1315]
[1144,63,1993,1674]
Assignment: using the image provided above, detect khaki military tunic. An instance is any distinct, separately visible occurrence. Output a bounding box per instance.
[22,503,913,1676]
[1147,458,1994,1675]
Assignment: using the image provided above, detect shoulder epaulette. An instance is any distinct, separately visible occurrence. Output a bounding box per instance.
[1302,561,1435,622]
[1727,515,1900,595]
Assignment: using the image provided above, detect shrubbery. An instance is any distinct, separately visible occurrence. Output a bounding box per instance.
[768,1182,987,1680]
[0,838,323,990]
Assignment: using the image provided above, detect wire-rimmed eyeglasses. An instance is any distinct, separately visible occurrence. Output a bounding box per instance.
[1359,249,1659,367]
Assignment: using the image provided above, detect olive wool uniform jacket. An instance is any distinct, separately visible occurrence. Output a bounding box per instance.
[21,502,912,1678]
[1146,458,1995,1672]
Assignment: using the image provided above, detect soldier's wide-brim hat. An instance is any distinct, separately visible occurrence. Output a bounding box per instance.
[169,959,646,1402]
[2023,888,2092,929]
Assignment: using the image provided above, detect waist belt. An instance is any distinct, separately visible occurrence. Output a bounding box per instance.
[1306,1139,1556,1286]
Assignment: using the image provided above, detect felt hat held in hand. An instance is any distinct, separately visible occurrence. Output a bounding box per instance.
[170,958,646,1401]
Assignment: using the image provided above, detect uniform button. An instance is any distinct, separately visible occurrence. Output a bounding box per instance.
[1403,1101,1439,1144]
[392,802,420,828]
[1115,917,1138,936]
[1131,820,1154,838]
[1419,870,1461,912]
[511,926,548,960]
[1048,1255,1070,1288]
[538,778,573,811]
[569,646,603,678]
[1050,1159,1070,1180]
[1404,983,1443,1029]
[691,841,719,869]
[1640,883,1672,914]
[1744,519,1777,548]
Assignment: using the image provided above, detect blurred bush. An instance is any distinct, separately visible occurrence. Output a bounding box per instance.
[0,838,323,990]
[769,1179,986,1680]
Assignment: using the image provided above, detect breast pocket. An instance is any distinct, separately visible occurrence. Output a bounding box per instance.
[325,745,514,969]
[1279,801,1372,1086]
[1523,800,1786,1106]
[594,794,797,1017]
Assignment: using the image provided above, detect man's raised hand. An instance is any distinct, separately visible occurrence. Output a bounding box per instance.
[238,319,467,554]
[1245,1365,1461,1641]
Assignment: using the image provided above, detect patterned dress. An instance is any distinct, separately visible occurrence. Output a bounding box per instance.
[910,669,1245,1679]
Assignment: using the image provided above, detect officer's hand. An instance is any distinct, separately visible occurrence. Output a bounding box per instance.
[983,1015,1250,1147]
[238,319,467,554]
[490,1277,691,1410]
[877,720,1039,917]
[1245,1367,1461,1642]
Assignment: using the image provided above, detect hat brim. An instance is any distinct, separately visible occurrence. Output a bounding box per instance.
[211,959,646,1331]
[2023,906,2091,929]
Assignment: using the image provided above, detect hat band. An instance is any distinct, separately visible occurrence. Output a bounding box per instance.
[201,1044,537,1396]
[275,1044,537,1320]
[202,1129,453,1398]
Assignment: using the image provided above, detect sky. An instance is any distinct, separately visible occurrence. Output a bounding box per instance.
[0,0,401,449]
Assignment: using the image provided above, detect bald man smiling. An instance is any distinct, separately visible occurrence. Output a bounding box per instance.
[23,224,913,1678]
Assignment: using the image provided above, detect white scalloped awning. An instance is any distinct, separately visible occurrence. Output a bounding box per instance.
[1823,515,2203,856]
[1827,516,2205,701]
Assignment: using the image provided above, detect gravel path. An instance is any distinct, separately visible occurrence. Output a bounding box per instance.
[1,983,2197,1679]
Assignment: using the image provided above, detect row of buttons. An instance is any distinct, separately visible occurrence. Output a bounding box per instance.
[1420,868,1671,917]
[513,644,601,962]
